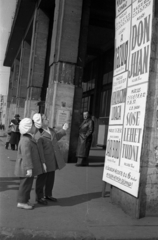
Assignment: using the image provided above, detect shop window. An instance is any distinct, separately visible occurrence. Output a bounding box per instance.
[81,96,90,113]
[100,88,112,118]
[103,71,113,85]
[82,78,95,92]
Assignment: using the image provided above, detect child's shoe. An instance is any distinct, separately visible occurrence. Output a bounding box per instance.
[17,203,33,210]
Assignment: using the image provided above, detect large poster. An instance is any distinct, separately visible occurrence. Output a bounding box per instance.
[120,83,148,172]
[102,0,153,197]
[103,162,140,197]
[128,0,153,86]
[109,71,128,125]
[116,0,132,17]
[105,126,123,165]
[114,6,131,76]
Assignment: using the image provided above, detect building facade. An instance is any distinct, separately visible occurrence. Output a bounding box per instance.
[0,95,7,126]
[3,0,158,218]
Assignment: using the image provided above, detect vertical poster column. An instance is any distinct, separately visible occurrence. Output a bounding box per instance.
[128,0,153,87]
[103,0,153,197]
[120,83,148,172]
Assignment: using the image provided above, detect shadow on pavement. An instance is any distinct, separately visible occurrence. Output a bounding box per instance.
[88,164,104,167]
[57,191,102,207]
[88,156,104,163]
[0,177,19,192]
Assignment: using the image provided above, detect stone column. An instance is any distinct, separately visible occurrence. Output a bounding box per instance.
[24,8,49,117]
[68,0,91,162]
[45,0,83,162]
[16,41,31,118]
[9,60,19,121]
[5,69,14,127]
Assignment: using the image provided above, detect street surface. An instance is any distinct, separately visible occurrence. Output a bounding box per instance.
[0,136,158,240]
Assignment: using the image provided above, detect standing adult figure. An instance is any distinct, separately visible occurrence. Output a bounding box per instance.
[9,114,21,150]
[34,114,68,204]
[76,111,94,166]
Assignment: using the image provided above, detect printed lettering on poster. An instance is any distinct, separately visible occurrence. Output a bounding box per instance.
[114,6,131,76]
[103,162,140,197]
[116,0,132,17]
[120,83,148,172]
[109,72,128,125]
[104,126,123,166]
[128,0,153,86]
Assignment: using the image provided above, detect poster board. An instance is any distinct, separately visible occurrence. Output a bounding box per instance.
[56,109,70,127]
[103,0,153,197]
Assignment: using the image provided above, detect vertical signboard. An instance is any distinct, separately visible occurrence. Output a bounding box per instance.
[116,0,132,17]
[109,71,128,125]
[114,6,131,76]
[120,83,148,172]
[103,0,153,197]
[128,0,153,86]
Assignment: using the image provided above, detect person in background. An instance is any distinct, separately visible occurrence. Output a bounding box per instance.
[5,125,12,149]
[9,114,21,150]
[14,116,46,210]
[76,111,94,166]
[34,114,68,204]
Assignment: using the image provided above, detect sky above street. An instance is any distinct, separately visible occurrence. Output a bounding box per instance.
[0,0,17,95]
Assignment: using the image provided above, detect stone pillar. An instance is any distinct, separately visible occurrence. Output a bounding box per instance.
[16,41,31,118]
[24,8,49,117]
[9,60,19,121]
[68,0,91,162]
[5,69,14,128]
[45,0,83,162]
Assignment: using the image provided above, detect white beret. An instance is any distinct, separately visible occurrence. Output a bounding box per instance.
[32,113,42,129]
[19,118,32,135]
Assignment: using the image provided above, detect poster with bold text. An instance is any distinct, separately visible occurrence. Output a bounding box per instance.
[103,163,140,197]
[114,6,131,76]
[103,0,153,198]
[105,126,123,166]
[120,83,148,171]
[128,0,153,86]
[116,0,132,17]
[109,71,128,125]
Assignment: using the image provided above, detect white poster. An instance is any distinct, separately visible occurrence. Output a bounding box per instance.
[104,126,123,166]
[116,0,132,17]
[128,0,153,86]
[103,0,153,197]
[109,71,128,125]
[120,83,148,172]
[56,109,69,127]
[114,6,131,76]
[103,163,140,197]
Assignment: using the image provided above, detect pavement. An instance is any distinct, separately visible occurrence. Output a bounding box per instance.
[0,136,158,240]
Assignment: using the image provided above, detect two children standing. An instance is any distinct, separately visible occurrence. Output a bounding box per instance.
[14,113,68,210]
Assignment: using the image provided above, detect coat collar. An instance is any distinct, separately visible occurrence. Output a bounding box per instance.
[41,128,52,139]
[22,133,37,144]
[80,118,90,127]
[41,127,56,140]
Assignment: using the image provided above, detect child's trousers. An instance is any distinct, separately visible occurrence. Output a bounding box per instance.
[17,177,34,203]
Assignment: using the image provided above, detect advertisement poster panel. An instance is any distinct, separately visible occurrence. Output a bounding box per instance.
[114,6,131,76]
[116,0,132,16]
[120,83,148,172]
[109,71,128,125]
[103,163,140,197]
[105,126,123,166]
[128,0,153,86]
[103,0,153,197]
